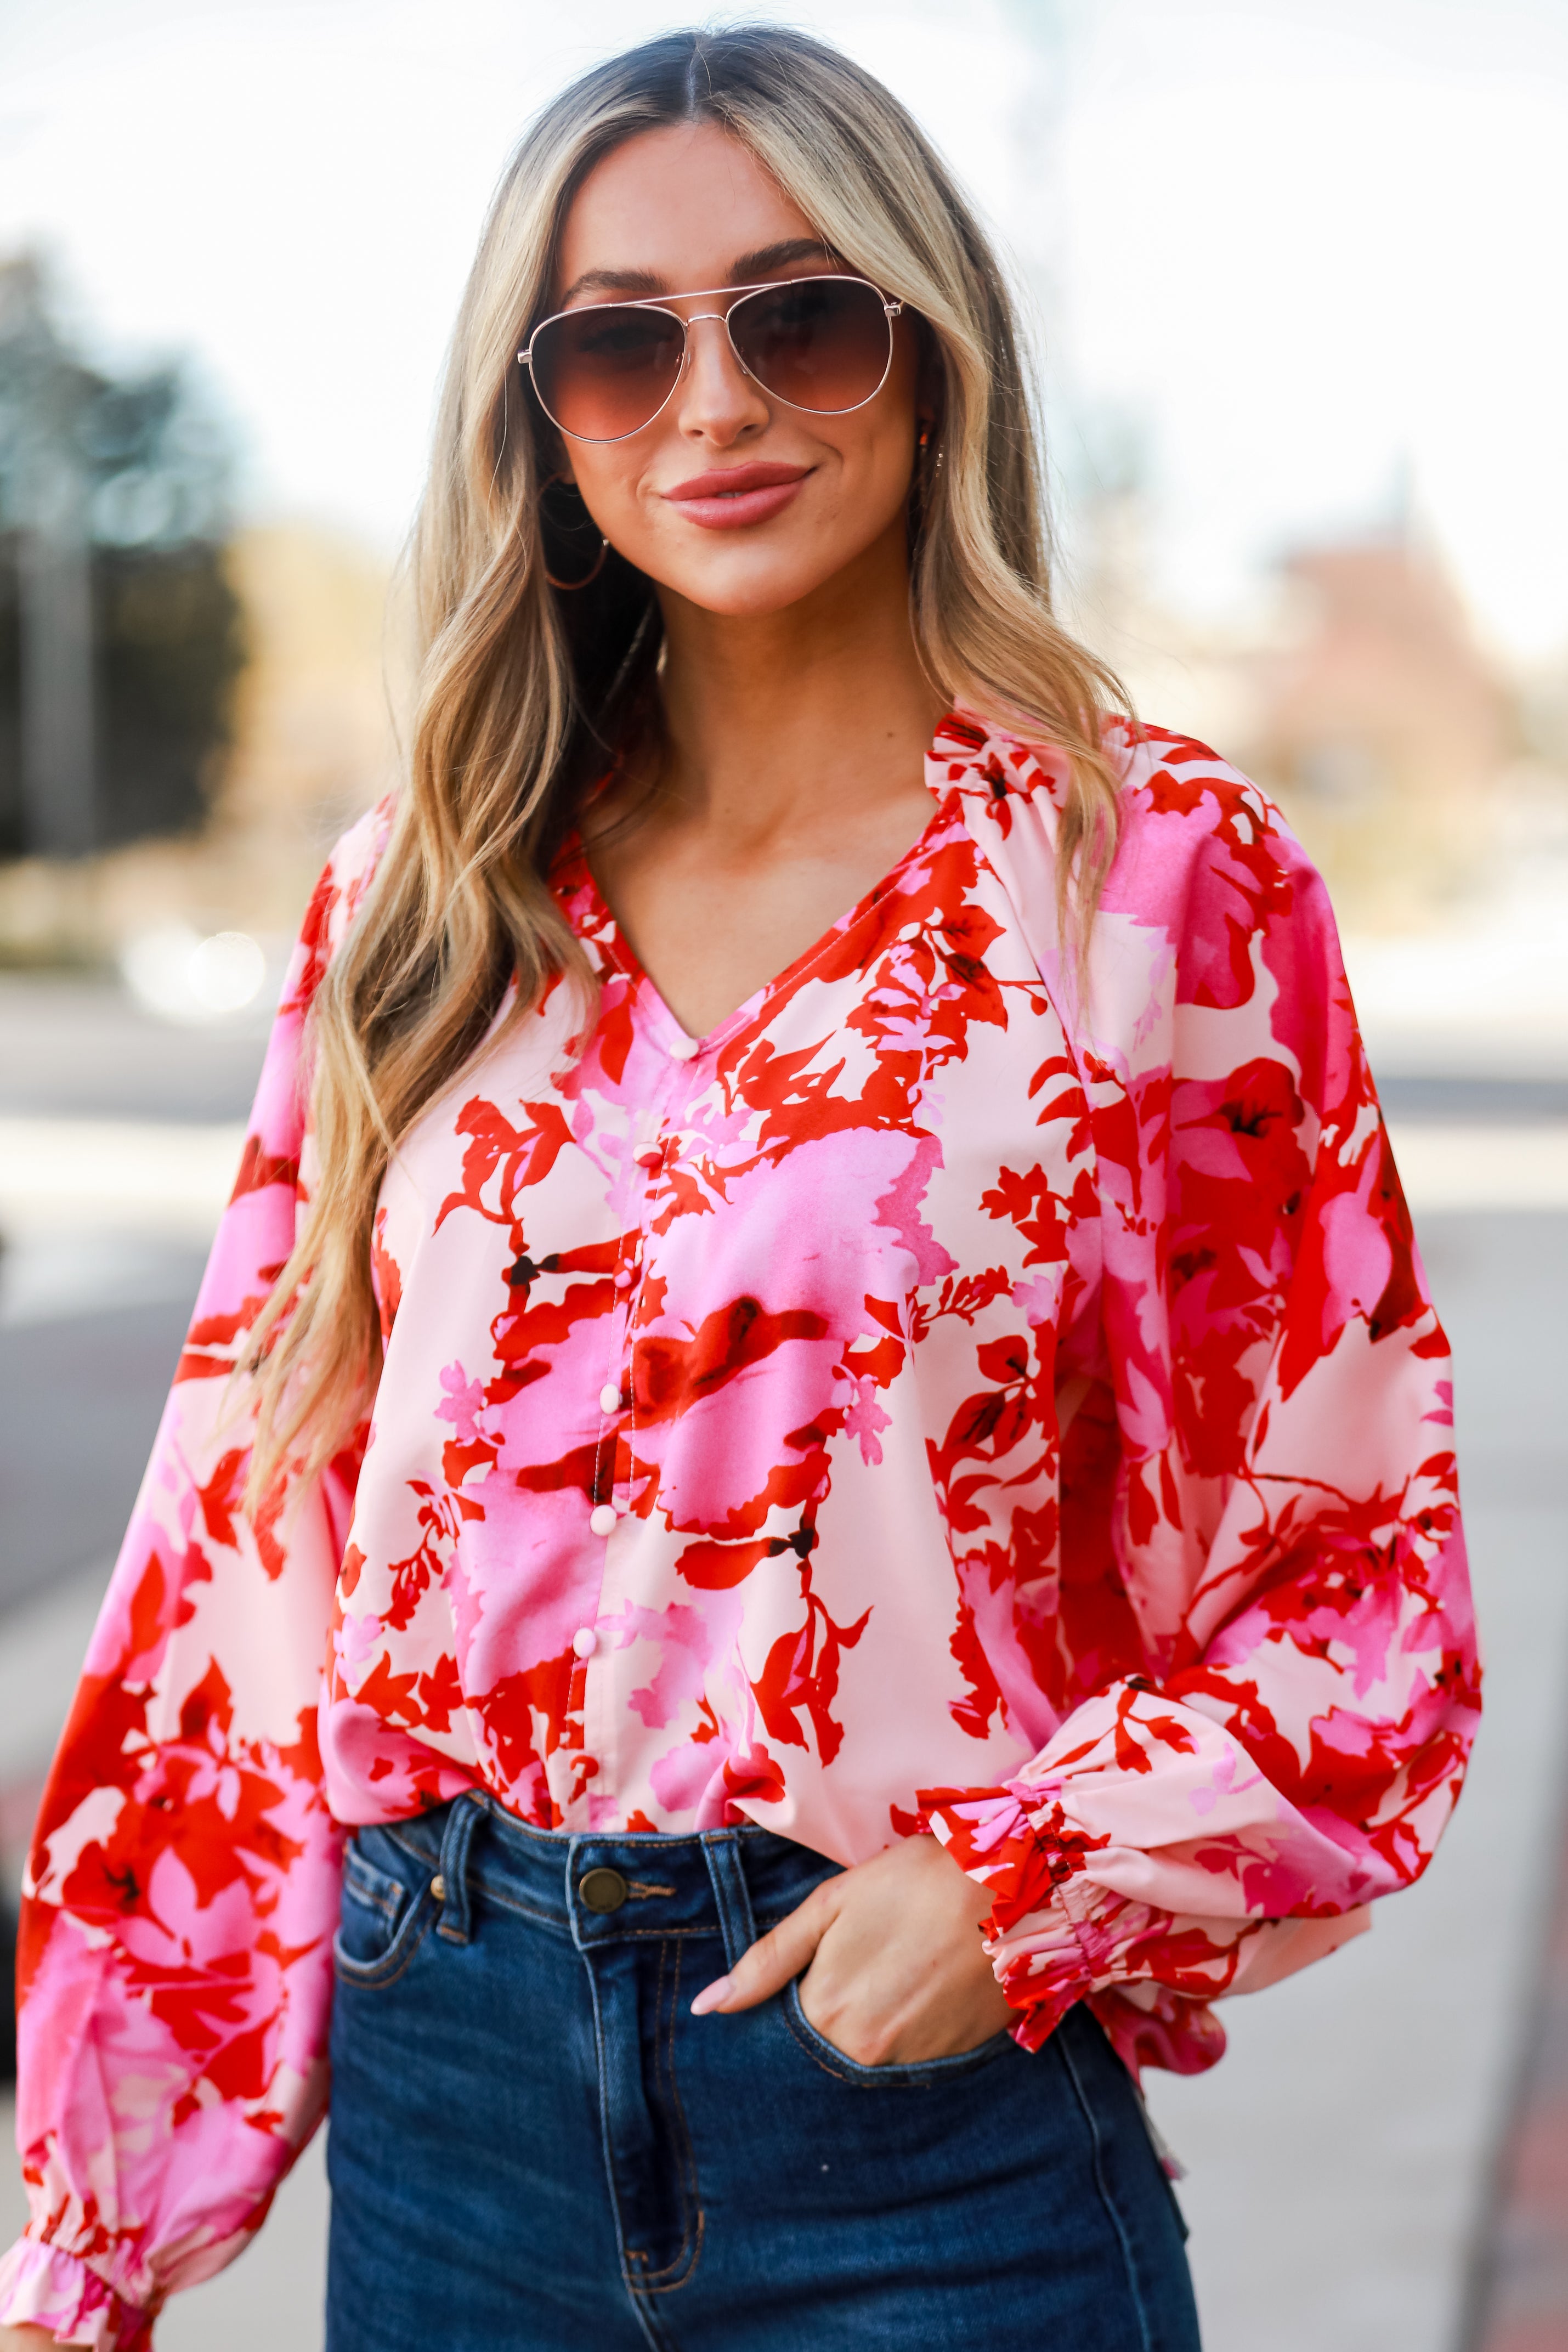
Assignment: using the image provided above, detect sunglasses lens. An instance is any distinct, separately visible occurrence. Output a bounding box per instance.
[731,278,892,414]
[529,306,684,440]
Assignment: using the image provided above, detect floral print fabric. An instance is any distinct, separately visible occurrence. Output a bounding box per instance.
[3,714,1477,2343]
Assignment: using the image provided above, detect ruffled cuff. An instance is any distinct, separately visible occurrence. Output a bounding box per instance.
[0,2238,154,2351]
[923,1778,1332,2076]
[920,1785,1104,2051]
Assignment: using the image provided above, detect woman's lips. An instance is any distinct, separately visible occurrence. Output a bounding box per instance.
[663,463,811,530]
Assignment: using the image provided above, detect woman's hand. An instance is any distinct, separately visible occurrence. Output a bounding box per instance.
[0,2327,66,2347]
[690,1833,1013,2066]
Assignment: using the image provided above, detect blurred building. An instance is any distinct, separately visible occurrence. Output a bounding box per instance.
[1246,535,1515,927]
[0,257,395,970]
[0,519,396,964]
[1063,463,1555,935]
[0,256,244,877]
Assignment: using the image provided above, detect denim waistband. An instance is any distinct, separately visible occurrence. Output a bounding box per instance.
[366,1793,841,1960]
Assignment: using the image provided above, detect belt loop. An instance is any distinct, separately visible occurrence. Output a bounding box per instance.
[434,1793,485,1944]
[701,1829,758,1970]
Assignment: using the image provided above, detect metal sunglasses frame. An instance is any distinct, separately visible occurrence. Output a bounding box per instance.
[518,273,904,444]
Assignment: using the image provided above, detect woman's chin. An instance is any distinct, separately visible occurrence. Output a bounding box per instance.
[642,539,892,623]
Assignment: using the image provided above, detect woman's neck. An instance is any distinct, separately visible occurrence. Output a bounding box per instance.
[584,514,945,1038]
[652,513,944,851]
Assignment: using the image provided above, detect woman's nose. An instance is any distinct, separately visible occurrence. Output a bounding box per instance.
[673,314,769,442]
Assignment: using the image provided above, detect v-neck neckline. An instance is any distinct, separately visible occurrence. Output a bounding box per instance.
[559,738,963,1060]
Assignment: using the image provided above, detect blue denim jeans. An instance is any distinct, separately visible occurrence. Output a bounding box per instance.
[325,1793,1200,2350]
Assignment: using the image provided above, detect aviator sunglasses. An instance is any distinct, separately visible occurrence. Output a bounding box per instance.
[519,273,904,444]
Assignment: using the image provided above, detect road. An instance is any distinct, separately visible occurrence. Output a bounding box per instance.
[0,971,265,1608]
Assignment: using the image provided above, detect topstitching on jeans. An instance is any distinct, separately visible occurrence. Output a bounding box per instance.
[341,1846,403,1920]
[331,1894,437,1992]
[576,1924,726,1945]
[581,1942,700,2341]
[1055,2020,1158,2352]
[379,1818,570,1932]
[777,1979,1014,2090]
[451,1883,569,1933]
[622,1935,704,2298]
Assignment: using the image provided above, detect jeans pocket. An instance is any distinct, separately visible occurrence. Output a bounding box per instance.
[333,1829,436,1988]
[780,1979,1015,2089]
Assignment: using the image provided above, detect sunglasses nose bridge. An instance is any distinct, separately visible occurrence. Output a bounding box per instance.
[676,309,761,391]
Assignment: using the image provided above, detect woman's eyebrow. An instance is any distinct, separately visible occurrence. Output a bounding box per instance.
[557,265,666,307]
[727,237,838,281]
[556,238,836,309]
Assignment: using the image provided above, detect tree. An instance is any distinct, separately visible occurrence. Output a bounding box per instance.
[0,256,245,860]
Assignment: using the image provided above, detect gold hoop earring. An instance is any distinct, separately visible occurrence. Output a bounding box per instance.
[539,476,609,591]
[545,538,609,592]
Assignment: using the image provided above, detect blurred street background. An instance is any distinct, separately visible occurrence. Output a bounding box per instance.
[1,2,1565,2347]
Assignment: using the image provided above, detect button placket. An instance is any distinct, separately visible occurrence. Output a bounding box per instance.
[566,1034,705,1824]
[582,1048,690,1801]
[594,1225,637,1532]
[590,1195,642,1536]
[586,1045,698,1633]
[618,1117,661,1522]
[607,1065,683,1517]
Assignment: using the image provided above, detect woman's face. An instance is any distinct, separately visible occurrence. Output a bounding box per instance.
[540,122,923,619]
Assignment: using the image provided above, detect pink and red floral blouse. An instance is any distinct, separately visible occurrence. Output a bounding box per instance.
[2,714,1477,2346]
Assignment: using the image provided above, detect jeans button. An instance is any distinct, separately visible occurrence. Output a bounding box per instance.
[578,1866,629,1914]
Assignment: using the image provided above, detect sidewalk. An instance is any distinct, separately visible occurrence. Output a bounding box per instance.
[1471,1784,1568,2351]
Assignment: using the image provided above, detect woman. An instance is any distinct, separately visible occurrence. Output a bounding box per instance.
[0,25,1476,2351]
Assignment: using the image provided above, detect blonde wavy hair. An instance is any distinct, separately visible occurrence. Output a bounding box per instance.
[248,21,1128,1491]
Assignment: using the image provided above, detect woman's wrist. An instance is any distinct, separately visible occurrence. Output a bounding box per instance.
[0,2232,146,2351]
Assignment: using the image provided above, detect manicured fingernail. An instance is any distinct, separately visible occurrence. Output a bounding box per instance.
[690,1975,733,2016]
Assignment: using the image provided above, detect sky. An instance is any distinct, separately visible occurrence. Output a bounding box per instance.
[1,0,1564,662]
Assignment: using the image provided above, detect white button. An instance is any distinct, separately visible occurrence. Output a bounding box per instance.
[572,1626,598,1659]
[599,1383,622,1414]
[614,1268,633,1290]
[589,1503,618,1536]
[669,1034,699,1061]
